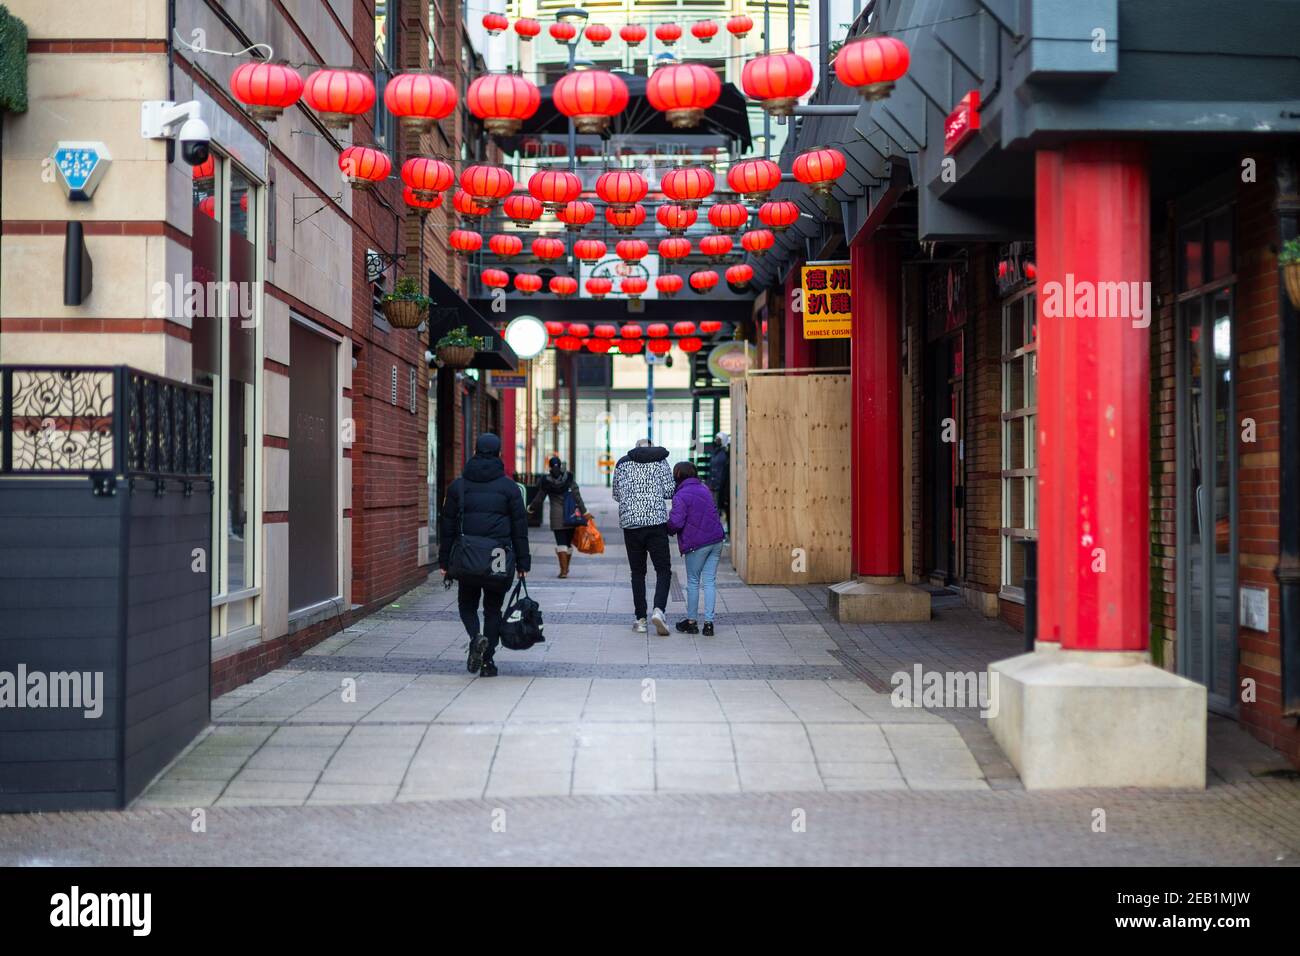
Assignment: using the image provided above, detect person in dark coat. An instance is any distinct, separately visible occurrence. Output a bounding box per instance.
[438,433,530,677]
[527,456,587,578]
[708,433,730,535]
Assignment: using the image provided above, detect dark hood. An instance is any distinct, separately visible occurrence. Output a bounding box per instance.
[463,453,505,483]
[621,445,670,465]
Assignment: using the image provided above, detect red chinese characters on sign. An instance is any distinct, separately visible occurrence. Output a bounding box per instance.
[800,260,852,338]
[944,90,980,155]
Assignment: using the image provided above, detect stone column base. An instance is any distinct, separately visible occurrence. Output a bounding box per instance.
[827,577,931,623]
[987,650,1207,789]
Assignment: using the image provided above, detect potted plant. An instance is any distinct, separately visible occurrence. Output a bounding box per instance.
[381,276,431,330]
[1281,238,1300,311]
[435,324,484,368]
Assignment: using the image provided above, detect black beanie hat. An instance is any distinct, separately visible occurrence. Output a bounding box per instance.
[475,433,502,457]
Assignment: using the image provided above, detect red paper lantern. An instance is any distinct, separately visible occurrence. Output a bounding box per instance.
[403,186,443,211]
[502,193,543,227]
[514,273,543,295]
[619,24,647,46]
[726,15,754,38]
[654,23,682,46]
[595,169,648,211]
[620,324,643,338]
[689,269,719,292]
[449,229,483,255]
[593,324,617,339]
[708,202,748,234]
[567,323,591,337]
[741,52,814,116]
[646,323,669,338]
[658,237,691,260]
[673,321,697,336]
[303,69,375,127]
[550,275,579,297]
[727,158,782,199]
[646,62,721,128]
[514,18,541,40]
[679,337,703,353]
[661,166,714,208]
[488,233,522,258]
[691,20,718,42]
[699,319,723,334]
[759,199,799,231]
[460,164,514,206]
[553,70,629,134]
[726,263,754,286]
[482,12,508,35]
[648,338,673,355]
[587,338,612,354]
[401,157,454,200]
[793,147,847,194]
[453,190,490,217]
[618,338,644,354]
[616,239,648,263]
[573,238,607,261]
[556,334,582,350]
[549,21,577,43]
[586,277,613,299]
[384,73,457,132]
[605,204,646,234]
[338,146,390,189]
[834,35,910,100]
[700,234,734,261]
[482,268,510,289]
[229,62,304,121]
[620,277,648,299]
[528,169,582,210]
[467,73,541,135]
[531,237,565,260]
[741,228,775,255]
[544,321,565,336]
[656,274,684,297]
[657,204,698,235]
[585,23,612,46]
[557,199,596,231]
[192,155,215,180]
[197,195,216,219]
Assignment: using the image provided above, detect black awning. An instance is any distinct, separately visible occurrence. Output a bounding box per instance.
[427,269,518,371]
[499,76,752,153]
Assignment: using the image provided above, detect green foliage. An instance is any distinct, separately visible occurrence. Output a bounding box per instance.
[383,276,431,306]
[1280,238,1300,266]
[0,5,29,114]
[436,324,485,350]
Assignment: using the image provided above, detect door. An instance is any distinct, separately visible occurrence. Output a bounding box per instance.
[288,321,339,611]
[924,334,962,584]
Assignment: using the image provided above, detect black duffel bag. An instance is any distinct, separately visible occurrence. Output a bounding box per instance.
[447,486,515,586]
[499,578,545,651]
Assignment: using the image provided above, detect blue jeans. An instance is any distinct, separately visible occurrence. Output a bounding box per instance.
[684,541,724,623]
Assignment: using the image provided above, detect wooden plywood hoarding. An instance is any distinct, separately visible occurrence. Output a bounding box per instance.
[729,373,851,583]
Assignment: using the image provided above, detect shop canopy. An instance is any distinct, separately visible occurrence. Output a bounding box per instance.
[426,269,518,371]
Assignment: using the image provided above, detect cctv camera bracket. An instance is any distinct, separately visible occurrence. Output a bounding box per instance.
[140,100,204,141]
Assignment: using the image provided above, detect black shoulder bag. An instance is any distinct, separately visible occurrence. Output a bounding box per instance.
[447,484,515,586]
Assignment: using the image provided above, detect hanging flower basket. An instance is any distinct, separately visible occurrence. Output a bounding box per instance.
[380,276,430,330]
[434,325,485,368]
[1282,240,1300,310]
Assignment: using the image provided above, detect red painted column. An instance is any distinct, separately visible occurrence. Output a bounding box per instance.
[784,260,814,370]
[500,385,516,478]
[849,237,903,578]
[1035,141,1150,652]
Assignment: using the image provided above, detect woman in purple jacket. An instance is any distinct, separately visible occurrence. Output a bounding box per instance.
[666,461,727,636]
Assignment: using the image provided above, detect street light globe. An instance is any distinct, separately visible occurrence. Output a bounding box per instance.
[573,58,596,72]
[556,7,588,24]
[504,314,548,359]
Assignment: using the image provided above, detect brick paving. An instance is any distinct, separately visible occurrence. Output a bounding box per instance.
[2,487,1297,865]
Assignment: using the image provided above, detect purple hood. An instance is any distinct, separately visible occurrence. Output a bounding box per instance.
[666,477,726,554]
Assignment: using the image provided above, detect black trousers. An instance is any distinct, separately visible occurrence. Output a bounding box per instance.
[457,580,508,659]
[552,528,575,547]
[623,523,672,619]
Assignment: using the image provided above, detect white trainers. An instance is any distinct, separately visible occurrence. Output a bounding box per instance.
[633,618,648,633]
[651,608,669,636]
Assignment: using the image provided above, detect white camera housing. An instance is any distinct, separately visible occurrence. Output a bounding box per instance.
[140,100,212,166]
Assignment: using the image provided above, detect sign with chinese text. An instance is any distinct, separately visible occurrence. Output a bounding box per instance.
[800,260,852,339]
[944,90,980,155]
[489,370,526,389]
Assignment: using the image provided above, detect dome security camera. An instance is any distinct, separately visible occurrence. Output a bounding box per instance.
[141,100,213,167]
[177,116,211,167]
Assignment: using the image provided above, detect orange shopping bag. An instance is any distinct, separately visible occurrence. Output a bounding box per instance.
[573,515,604,555]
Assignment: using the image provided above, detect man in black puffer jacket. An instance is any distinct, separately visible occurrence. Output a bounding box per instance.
[438,433,530,677]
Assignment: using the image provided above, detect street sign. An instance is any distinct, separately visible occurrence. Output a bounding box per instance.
[801,260,852,339]
[944,90,981,155]
[489,370,526,388]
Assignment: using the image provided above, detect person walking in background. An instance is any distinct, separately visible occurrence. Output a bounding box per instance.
[708,433,730,536]
[612,437,676,635]
[438,433,530,678]
[527,456,587,578]
[666,461,727,637]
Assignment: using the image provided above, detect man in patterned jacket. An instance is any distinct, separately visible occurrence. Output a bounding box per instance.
[612,438,676,634]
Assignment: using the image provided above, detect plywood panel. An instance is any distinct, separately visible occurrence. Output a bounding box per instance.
[730,374,851,584]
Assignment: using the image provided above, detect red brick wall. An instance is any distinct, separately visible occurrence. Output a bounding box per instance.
[963,246,1004,597]
[1150,200,1179,666]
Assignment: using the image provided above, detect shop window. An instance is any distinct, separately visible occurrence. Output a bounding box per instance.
[191,154,262,636]
[374,1,398,151]
[1000,289,1037,600]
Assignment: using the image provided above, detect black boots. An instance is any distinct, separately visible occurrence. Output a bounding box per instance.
[702,622,714,637]
[480,659,498,678]
[467,635,489,673]
[675,619,699,634]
